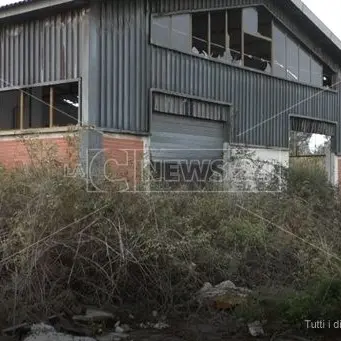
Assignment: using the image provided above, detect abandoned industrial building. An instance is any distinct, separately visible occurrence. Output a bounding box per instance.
[0,0,340,187]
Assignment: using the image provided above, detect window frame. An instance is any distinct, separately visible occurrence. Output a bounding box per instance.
[150,7,337,92]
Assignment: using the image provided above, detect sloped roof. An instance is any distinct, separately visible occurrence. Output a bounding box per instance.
[0,0,33,10]
[0,0,340,54]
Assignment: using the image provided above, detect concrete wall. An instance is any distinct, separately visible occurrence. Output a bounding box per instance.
[226,145,289,192]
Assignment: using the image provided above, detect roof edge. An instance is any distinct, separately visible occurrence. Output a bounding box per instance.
[290,0,341,52]
[0,0,76,19]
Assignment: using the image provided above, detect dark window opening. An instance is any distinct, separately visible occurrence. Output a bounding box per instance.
[244,33,271,72]
[228,9,242,64]
[210,11,226,59]
[323,65,334,88]
[192,12,209,56]
[151,7,336,87]
[258,7,272,38]
[0,82,79,131]
[42,82,79,127]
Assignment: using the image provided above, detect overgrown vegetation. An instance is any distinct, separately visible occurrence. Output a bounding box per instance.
[0,137,341,334]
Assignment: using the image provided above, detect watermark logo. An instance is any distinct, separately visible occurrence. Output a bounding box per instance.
[65,147,285,193]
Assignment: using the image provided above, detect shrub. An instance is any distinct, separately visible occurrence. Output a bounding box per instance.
[0,139,340,330]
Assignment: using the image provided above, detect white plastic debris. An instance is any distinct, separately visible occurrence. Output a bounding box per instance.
[97,332,129,341]
[25,324,96,341]
[114,326,124,334]
[153,322,170,330]
[248,321,264,337]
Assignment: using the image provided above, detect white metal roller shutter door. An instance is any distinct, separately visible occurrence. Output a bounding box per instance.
[151,113,225,162]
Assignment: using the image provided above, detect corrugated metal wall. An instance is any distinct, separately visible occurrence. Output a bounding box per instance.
[0,8,87,88]
[98,0,148,133]
[149,0,341,151]
[151,46,340,149]
[153,91,228,121]
[151,0,261,13]
[150,0,339,73]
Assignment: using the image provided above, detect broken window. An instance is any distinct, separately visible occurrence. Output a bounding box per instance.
[244,33,271,72]
[228,9,242,64]
[192,10,228,59]
[210,11,226,59]
[192,12,209,56]
[151,7,335,87]
[242,7,272,73]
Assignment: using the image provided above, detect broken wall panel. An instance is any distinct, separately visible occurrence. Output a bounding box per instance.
[0,8,86,89]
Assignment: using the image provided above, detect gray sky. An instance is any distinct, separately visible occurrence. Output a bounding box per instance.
[0,0,339,38]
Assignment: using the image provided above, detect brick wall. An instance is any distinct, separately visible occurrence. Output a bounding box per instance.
[0,134,78,169]
[0,132,146,191]
[102,134,145,190]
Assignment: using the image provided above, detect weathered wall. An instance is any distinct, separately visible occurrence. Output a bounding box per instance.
[0,133,78,168]
[103,134,145,188]
[149,0,341,151]
[97,0,149,133]
[0,8,87,89]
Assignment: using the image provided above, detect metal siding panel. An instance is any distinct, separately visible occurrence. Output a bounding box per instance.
[151,46,339,149]
[0,8,85,89]
[151,0,260,13]
[99,0,148,133]
[151,113,225,161]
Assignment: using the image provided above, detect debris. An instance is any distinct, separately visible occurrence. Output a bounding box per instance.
[153,322,169,330]
[152,311,158,318]
[114,326,124,334]
[196,280,251,310]
[120,325,131,333]
[96,332,129,341]
[73,309,114,323]
[24,324,96,341]
[248,321,264,337]
[30,324,56,334]
[55,317,93,336]
[3,322,30,336]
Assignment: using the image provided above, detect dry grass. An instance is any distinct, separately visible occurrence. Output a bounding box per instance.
[0,139,340,329]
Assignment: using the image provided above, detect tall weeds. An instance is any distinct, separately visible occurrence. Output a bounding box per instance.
[0,137,340,327]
